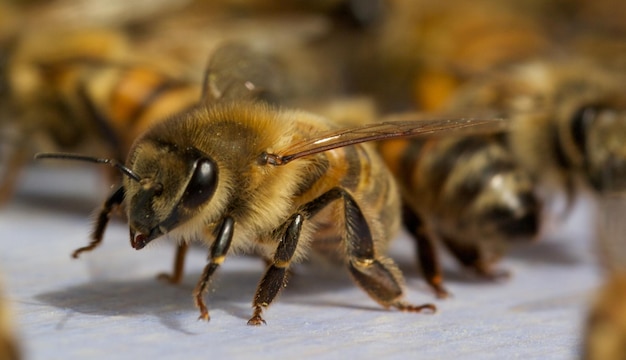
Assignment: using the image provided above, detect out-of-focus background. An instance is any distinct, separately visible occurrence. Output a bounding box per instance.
[0,0,625,358]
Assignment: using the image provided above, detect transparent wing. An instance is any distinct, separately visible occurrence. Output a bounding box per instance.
[203,43,287,104]
[263,115,509,165]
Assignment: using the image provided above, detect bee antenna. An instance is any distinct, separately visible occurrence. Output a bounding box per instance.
[34,152,141,182]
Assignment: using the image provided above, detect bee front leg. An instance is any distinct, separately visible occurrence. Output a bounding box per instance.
[402,205,449,298]
[73,186,125,258]
[194,216,234,321]
[344,193,435,313]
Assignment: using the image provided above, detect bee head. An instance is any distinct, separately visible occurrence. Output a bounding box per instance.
[125,143,218,249]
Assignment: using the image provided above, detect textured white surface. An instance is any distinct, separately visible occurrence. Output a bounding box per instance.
[0,166,602,360]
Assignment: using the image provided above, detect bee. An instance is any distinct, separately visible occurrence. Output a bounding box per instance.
[448,60,626,208]
[378,132,540,298]
[0,28,202,202]
[377,57,625,297]
[0,279,20,360]
[583,194,626,359]
[35,48,509,324]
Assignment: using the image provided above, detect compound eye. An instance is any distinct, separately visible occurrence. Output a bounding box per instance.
[181,157,218,209]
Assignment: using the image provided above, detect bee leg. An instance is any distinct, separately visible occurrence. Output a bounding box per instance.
[0,147,28,205]
[157,242,189,284]
[248,189,345,325]
[72,186,125,258]
[248,213,304,326]
[402,205,449,298]
[194,216,234,322]
[344,193,436,313]
[441,237,509,281]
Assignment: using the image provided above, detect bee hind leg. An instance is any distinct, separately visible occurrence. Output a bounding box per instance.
[344,193,435,313]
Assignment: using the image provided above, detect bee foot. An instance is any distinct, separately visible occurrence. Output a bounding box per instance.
[197,311,211,322]
[247,315,267,326]
[157,273,181,284]
[393,301,437,314]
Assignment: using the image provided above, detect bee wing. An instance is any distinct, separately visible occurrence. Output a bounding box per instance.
[263,116,508,165]
[596,193,626,273]
[202,43,286,104]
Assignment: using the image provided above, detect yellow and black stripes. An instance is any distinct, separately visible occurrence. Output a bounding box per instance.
[379,134,540,297]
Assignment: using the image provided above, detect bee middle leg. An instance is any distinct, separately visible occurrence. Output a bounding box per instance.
[248,189,345,325]
[248,213,303,325]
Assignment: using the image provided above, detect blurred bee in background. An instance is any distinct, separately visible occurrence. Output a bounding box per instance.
[583,194,626,359]
[377,54,624,297]
[378,132,541,297]
[0,28,204,203]
[0,279,20,360]
[431,57,626,304]
[450,59,626,210]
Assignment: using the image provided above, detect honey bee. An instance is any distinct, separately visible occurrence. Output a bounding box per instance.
[35,46,510,324]
[378,132,540,298]
[583,194,626,359]
[449,60,626,207]
[0,279,20,360]
[377,58,625,297]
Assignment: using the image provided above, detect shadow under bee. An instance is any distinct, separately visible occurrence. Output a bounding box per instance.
[34,261,374,331]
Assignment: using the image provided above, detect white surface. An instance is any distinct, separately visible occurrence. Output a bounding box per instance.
[0,166,603,359]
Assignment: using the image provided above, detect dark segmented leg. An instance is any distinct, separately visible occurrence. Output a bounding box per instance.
[441,237,510,280]
[248,214,303,325]
[402,205,449,298]
[157,242,189,284]
[248,189,343,325]
[73,186,125,258]
[194,216,234,321]
[344,192,435,313]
